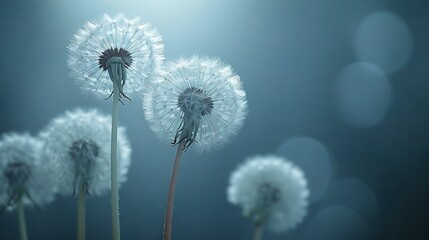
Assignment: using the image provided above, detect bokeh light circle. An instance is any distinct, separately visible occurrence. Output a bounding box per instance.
[322,177,378,226]
[276,136,334,203]
[355,11,413,73]
[304,205,370,240]
[337,62,392,128]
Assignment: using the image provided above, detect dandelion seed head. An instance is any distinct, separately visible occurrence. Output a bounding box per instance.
[143,56,248,151]
[227,155,309,232]
[68,14,164,100]
[40,108,131,196]
[0,133,56,209]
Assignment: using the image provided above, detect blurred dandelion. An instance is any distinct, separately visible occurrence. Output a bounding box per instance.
[67,13,162,240]
[0,133,56,240]
[40,108,131,240]
[40,108,131,196]
[227,155,309,240]
[143,56,247,240]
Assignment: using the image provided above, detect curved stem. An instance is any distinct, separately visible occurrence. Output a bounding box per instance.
[252,223,264,240]
[77,183,86,240]
[111,82,121,240]
[17,197,28,240]
[163,141,186,240]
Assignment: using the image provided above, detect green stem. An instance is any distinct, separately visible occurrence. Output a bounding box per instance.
[17,197,28,240]
[252,223,264,240]
[111,83,120,240]
[77,183,86,240]
[163,141,186,240]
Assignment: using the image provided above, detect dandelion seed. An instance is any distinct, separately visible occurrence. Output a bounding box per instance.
[0,133,56,240]
[68,14,164,101]
[0,133,55,208]
[40,108,131,197]
[143,56,248,151]
[227,155,309,239]
[143,56,247,240]
[40,108,131,240]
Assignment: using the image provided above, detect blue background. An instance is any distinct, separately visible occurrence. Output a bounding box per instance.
[0,0,428,239]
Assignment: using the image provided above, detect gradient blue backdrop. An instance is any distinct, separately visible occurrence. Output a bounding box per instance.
[0,0,428,239]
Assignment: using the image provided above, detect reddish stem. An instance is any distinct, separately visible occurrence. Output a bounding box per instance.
[163,141,186,240]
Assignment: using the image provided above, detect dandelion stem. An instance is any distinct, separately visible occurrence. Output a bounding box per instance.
[77,183,86,240]
[111,82,121,240]
[163,141,186,240]
[252,223,264,240]
[17,197,28,240]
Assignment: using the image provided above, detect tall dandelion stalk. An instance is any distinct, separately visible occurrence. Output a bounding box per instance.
[0,133,56,240]
[227,155,309,240]
[40,108,132,240]
[143,56,248,240]
[67,14,163,240]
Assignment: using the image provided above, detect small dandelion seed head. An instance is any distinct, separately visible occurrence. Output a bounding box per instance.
[40,108,132,197]
[0,133,56,209]
[143,56,248,151]
[68,13,164,99]
[227,155,309,232]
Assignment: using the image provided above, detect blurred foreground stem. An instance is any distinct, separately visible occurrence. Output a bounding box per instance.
[77,183,86,240]
[18,197,28,240]
[252,223,264,240]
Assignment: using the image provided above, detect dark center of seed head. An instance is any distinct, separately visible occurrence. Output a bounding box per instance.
[4,161,31,187]
[98,47,133,71]
[259,183,281,206]
[69,139,100,165]
[178,87,214,116]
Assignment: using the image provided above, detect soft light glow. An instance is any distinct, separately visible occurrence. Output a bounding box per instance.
[355,11,413,73]
[276,136,333,203]
[337,62,392,128]
[304,205,370,240]
[322,177,378,225]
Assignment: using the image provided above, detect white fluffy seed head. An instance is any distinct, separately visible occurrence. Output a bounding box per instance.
[227,155,309,232]
[39,108,131,196]
[143,56,248,151]
[68,13,164,99]
[0,133,56,209]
